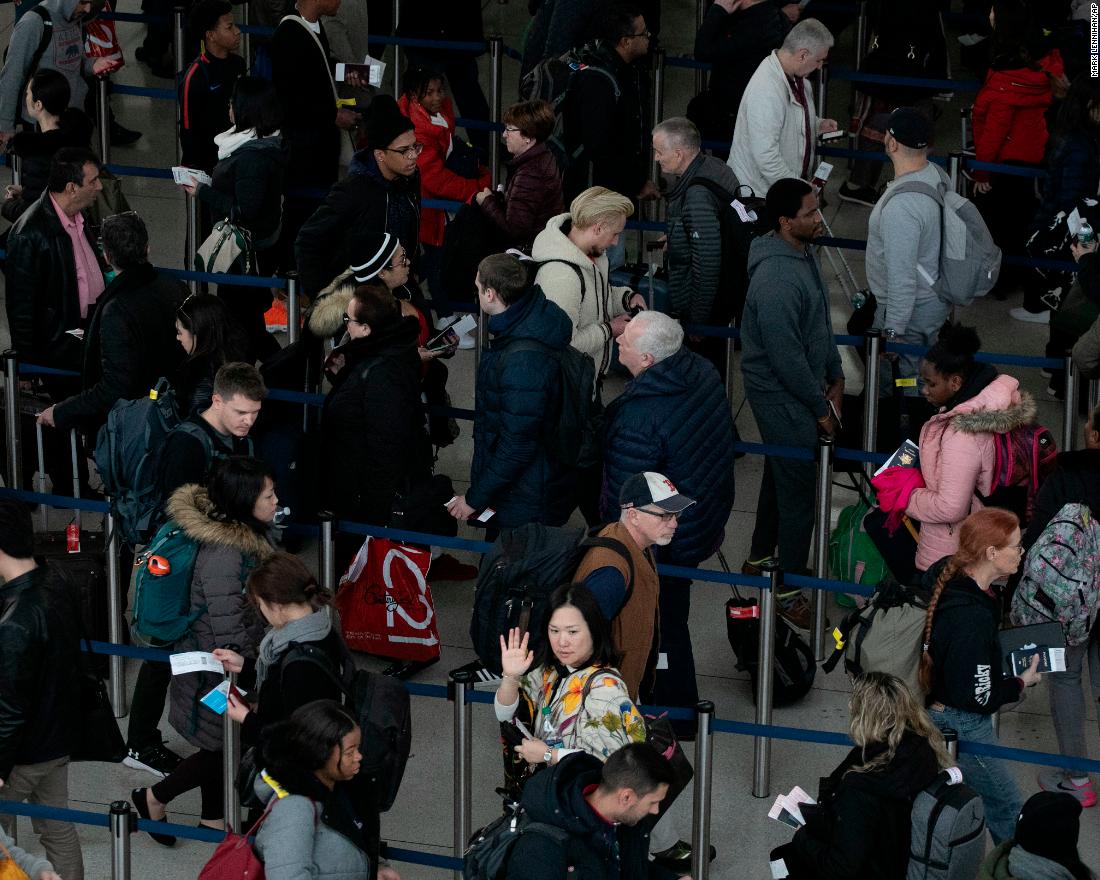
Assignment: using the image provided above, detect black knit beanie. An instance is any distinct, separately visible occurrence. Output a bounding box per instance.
[365,94,414,151]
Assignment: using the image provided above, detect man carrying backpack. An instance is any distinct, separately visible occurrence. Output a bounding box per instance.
[446,254,577,532]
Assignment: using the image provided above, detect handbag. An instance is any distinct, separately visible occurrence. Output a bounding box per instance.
[196,218,255,276]
[0,839,30,880]
[642,713,694,820]
[445,137,483,179]
[197,796,279,880]
[390,473,458,538]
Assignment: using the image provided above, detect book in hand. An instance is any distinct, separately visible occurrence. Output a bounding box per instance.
[426,314,476,352]
[874,439,920,477]
[768,786,817,829]
[171,166,212,186]
[999,623,1067,676]
[335,55,386,87]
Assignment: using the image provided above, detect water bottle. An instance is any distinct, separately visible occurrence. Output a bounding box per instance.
[541,706,563,749]
[851,290,867,310]
[1078,219,1095,247]
[273,507,291,526]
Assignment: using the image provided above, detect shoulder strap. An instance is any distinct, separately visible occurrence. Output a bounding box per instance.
[173,419,219,469]
[579,531,636,611]
[279,14,338,101]
[17,8,53,105]
[877,179,946,214]
[576,64,620,101]
[533,257,588,301]
[686,176,734,205]
[278,640,353,703]
[523,820,572,848]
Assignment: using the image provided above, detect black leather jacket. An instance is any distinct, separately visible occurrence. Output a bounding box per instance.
[0,565,82,778]
[4,189,108,369]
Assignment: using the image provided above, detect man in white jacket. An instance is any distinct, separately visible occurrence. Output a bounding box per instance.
[726,18,837,197]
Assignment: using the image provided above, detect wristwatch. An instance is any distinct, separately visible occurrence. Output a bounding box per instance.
[543,749,554,764]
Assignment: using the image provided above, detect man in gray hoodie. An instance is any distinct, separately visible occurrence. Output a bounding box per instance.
[0,0,109,146]
[740,177,843,629]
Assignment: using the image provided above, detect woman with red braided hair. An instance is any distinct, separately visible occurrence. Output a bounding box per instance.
[919,507,1043,844]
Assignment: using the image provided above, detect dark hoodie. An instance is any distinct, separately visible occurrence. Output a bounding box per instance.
[294,150,421,296]
[781,732,943,880]
[2,108,93,222]
[506,752,659,880]
[928,573,1023,715]
[196,134,289,247]
[320,315,431,526]
[468,286,576,528]
[741,233,844,420]
[1023,448,1100,552]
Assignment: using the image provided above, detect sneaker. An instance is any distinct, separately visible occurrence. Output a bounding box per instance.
[838,181,880,207]
[778,594,813,630]
[741,557,769,577]
[124,743,182,778]
[1009,307,1050,324]
[450,659,501,684]
[1038,769,1097,807]
[651,840,717,872]
[429,552,478,582]
[1040,368,1052,379]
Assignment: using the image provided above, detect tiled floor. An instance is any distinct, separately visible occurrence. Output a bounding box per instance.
[1,0,1097,877]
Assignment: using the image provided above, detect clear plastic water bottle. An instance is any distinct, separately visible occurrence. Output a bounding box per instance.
[1078,219,1095,247]
[851,290,867,310]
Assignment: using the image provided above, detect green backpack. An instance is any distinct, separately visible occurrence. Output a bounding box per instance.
[132,520,201,647]
[829,499,890,601]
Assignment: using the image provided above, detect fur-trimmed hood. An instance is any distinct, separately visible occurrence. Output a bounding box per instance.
[166,483,275,560]
[306,274,355,338]
[944,374,1036,435]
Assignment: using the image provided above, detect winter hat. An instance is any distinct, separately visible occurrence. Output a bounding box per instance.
[365,94,414,151]
[619,472,695,513]
[0,499,34,559]
[351,233,400,282]
[886,107,933,149]
[1014,791,1082,867]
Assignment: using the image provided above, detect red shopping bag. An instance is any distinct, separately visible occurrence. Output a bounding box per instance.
[334,537,441,662]
[85,1,125,66]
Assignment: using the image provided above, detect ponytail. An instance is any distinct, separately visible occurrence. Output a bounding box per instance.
[917,559,958,695]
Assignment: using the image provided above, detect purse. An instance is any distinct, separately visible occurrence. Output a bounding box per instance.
[197,797,280,880]
[444,137,483,179]
[196,219,255,276]
[0,839,30,880]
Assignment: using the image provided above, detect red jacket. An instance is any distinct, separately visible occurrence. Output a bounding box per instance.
[398,95,491,247]
[971,51,1063,182]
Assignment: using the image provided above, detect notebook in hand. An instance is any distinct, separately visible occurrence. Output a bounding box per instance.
[999,622,1066,676]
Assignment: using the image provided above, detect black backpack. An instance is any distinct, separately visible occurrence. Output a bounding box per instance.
[859,0,949,103]
[464,803,571,880]
[471,524,633,674]
[280,642,412,812]
[684,178,768,325]
[725,591,815,706]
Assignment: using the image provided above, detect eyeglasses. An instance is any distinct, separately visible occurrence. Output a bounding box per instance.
[386,142,425,158]
[633,507,678,522]
[381,253,411,271]
[503,126,522,134]
[342,314,368,326]
[628,29,651,39]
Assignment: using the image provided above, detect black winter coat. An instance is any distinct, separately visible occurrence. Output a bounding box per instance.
[51,262,187,436]
[4,189,108,368]
[0,565,81,778]
[928,574,1023,715]
[295,151,422,296]
[197,135,289,247]
[320,316,431,526]
[479,143,565,250]
[1,109,93,222]
[1023,449,1100,551]
[506,752,666,880]
[602,347,736,566]
[468,286,576,528]
[779,732,942,880]
[1032,129,1100,232]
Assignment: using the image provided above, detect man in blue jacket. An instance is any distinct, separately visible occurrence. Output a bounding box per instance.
[602,310,736,731]
[447,253,577,531]
[741,177,844,630]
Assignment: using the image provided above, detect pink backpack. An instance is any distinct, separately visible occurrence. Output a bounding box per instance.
[984,424,1058,524]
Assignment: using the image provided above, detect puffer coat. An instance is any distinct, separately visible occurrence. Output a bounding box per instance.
[166,484,274,751]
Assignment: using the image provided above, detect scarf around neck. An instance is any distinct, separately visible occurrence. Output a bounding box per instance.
[215,126,280,160]
[254,605,333,691]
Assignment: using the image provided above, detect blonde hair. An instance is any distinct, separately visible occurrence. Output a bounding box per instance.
[848,672,952,774]
[569,186,634,230]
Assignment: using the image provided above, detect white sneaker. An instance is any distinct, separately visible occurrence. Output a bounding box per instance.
[1009,307,1050,324]
[457,331,476,350]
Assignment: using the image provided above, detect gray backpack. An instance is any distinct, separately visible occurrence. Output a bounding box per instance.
[908,771,986,880]
[878,175,1001,306]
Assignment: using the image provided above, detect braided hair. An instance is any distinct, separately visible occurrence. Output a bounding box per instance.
[917,508,1020,694]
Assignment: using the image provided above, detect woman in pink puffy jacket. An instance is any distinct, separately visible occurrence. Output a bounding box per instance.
[906,323,1036,573]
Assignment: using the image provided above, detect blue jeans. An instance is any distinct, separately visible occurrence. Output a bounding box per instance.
[929,705,1022,844]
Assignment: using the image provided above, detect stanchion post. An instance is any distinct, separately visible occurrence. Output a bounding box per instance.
[96,77,110,166]
[489,36,503,189]
[1063,354,1078,453]
[854,0,867,70]
[109,801,135,880]
[691,701,715,880]
[948,152,961,195]
[391,0,401,98]
[862,330,881,481]
[240,0,251,71]
[319,511,336,592]
[450,669,474,880]
[695,0,706,95]
[815,63,828,136]
[286,271,300,345]
[812,435,834,661]
[725,326,737,408]
[174,6,186,163]
[1088,377,1100,414]
[752,560,779,798]
[223,670,241,830]
[69,429,82,532]
[105,504,128,716]
[34,422,47,531]
[12,153,21,187]
[3,350,21,490]
[943,727,958,761]
[185,195,199,294]
[474,308,485,386]
[650,48,666,189]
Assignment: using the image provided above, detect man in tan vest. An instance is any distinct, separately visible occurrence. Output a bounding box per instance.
[573,471,694,701]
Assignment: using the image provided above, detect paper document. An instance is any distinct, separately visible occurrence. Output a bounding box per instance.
[171,166,212,186]
[874,439,920,477]
[201,680,248,715]
[170,651,225,676]
[768,786,817,828]
[335,55,386,87]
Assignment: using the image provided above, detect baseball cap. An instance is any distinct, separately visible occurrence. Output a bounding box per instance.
[619,472,695,513]
[887,107,933,150]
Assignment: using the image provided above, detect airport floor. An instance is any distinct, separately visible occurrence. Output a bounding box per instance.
[0,0,1097,877]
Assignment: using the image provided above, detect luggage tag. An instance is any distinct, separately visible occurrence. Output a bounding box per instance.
[200,680,248,715]
[895,377,918,389]
[832,627,845,651]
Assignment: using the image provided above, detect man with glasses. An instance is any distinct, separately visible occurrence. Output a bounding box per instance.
[602,311,735,738]
[296,95,422,297]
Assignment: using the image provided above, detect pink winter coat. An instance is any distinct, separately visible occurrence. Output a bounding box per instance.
[905,374,1036,571]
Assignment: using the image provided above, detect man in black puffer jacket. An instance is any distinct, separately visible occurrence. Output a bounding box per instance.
[505,746,678,880]
[602,310,735,729]
[447,253,577,531]
[0,501,84,880]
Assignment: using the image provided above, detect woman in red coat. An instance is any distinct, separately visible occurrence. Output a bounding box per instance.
[398,67,491,323]
[972,0,1064,311]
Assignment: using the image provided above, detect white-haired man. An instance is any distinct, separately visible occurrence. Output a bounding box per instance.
[727,18,838,196]
[601,311,735,736]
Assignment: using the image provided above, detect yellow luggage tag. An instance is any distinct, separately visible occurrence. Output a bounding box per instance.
[336,98,358,109]
[832,627,846,651]
[895,377,917,389]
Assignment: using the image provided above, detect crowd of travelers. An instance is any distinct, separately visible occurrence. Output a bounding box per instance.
[1,0,1100,878]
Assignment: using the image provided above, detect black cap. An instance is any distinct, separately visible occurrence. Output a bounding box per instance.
[1014,791,1082,867]
[619,472,696,513]
[887,107,933,149]
[365,94,415,151]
